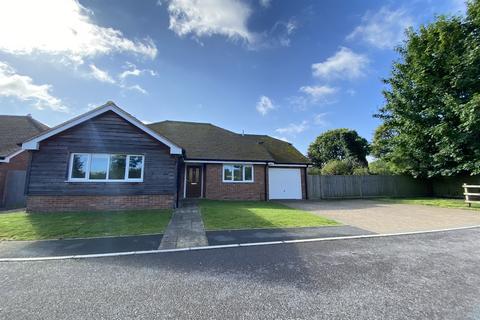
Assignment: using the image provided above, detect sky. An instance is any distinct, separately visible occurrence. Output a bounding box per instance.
[0,0,468,154]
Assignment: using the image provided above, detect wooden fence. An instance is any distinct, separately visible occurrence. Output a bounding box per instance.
[307,175,431,199]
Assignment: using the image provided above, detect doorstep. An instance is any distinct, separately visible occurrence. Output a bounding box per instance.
[206,226,374,246]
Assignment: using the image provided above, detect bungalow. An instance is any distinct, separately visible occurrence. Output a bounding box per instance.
[0,115,48,208]
[22,102,310,212]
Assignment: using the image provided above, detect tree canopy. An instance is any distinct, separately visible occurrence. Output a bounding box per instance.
[374,0,480,177]
[307,128,369,168]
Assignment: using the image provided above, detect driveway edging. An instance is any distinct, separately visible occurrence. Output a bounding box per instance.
[1,224,479,262]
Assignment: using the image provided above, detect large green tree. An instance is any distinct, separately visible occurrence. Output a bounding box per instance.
[375,0,480,177]
[308,128,369,168]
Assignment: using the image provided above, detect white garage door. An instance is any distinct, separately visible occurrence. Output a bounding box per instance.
[268,168,302,200]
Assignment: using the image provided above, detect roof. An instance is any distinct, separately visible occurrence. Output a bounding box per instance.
[22,102,183,155]
[0,115,48,159]
[148,121,309,164]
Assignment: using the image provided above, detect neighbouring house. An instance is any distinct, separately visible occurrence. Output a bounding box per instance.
[22,102,310,212]
[0,115,49,208]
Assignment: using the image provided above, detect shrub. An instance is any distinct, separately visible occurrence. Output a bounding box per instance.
[369,159,399,175]
[352,167,370,175]
[321,160,354,175]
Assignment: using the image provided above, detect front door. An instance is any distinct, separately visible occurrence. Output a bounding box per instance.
[186,166,202,198]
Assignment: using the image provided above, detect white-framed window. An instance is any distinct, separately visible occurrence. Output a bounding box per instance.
[68,153,144,182]
[222,164,254,183]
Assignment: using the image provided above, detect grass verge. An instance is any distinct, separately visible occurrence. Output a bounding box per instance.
[0,209,172,240]
[200,200,339,230]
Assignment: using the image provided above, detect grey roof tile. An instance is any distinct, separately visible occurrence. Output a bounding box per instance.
[0,115,49,158]
[148,121,309,164]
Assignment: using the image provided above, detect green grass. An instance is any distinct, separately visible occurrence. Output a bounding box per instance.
[378,197,480,210]
[0,209,172,240]
[200,200,339,230]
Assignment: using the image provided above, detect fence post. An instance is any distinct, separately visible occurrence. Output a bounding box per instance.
[359,176,363,198]
[463,183,471,207]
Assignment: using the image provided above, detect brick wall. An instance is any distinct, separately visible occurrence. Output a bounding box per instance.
[0,151,29,207]
[204,164,266,201]
[27,194,175,212]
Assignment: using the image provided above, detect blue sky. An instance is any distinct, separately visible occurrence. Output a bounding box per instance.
[0,0,467,154]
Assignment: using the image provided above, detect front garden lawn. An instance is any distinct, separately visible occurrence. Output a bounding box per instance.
[200,200,339,230]
[378,197,480,210]
[0,209,172,240]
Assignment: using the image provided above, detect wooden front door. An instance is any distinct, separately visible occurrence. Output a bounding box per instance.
[186,166,202,198]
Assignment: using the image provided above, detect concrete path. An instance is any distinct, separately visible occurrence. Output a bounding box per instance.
[159,200,208,249]
[207,225,373,245]
[0,234,162,258]
[282,199,480,233]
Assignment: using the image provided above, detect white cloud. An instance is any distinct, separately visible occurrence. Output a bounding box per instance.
[89,64,115,84]
[347,7,414,49]
[87,63,150,93]
[299,85,338,103]
[275,121,308,135]
[126,84,147,95]
[0,0,157,63]
[273,136,289,142]
[259,0,272,8]
[288,85,338,110]
[119,62,157,80]
[256,95,275,115]
[313,113,328,126]
[86,102,101,111]
[168,0,254,43]
[264,19,297,48]
[0,61,66,111]
[312,47,369,80]
[119,68,141,80]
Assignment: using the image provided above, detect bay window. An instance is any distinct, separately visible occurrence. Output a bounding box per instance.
[69,153,144,182]
[223,164,254,183]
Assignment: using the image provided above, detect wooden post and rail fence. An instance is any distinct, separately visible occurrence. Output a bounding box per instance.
[462,184,480,207]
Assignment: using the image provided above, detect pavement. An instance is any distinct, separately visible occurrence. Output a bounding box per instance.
[207,225,373,245]
[0,234,162,258]
[282,199,480,233]
[1,228,480,319]
[159,200,208,249]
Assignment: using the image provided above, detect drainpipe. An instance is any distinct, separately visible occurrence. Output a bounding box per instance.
[304,167,308,200]
[264,164,268,201]
[175,156,182,208]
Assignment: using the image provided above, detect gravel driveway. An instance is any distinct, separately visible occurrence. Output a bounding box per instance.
[281,199,480,233]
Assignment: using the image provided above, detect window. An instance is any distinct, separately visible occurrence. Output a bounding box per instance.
[71,154,88,179]
[68,153,144,182]
[109,155,127,180]
[90,154,108,180]
[128,155,143,179]
[223,164,254,183]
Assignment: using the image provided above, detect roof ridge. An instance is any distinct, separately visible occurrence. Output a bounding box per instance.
[149,120,213,126]
[26,116,49,132]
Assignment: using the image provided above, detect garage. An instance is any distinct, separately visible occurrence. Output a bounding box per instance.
[268,167,302,200]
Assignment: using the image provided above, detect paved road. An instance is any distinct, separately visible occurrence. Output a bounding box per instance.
[282,199,480,233]
[1,228,480,319]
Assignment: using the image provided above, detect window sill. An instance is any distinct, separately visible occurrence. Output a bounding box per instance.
[222,181,255,184]
[65,180,144,183]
